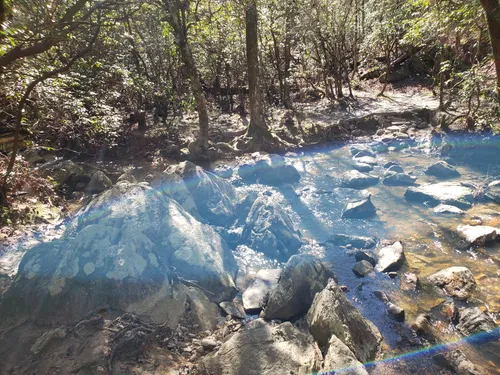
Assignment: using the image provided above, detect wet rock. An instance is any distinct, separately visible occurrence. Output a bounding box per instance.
[263,255,333,321]
[85,171,112,194]
[242,269,282,312]
[238,154,301,186]
[433,204,465,216]
[0,183,238,325]
[31,327,69,355]
[352,260,374,277]
[353,156,377,166]
[383,173,416,186]
[411,314,434,337]
[400,273,419,292]
[433,350,482,375]
[453,306,496,336]
[354,251,377,266]
[386,302,405,322]
[342,196,376,219]
[405,182,474,209]
[203,319,321,375]
[353,162,374,172]
[384,164,404,175]
[117,170,137,183]
[485,180,500,203]
[327,234,377,249]
[374,241,405,273]
[220,301,246,319]
[383,161,399,169]
[307,280,382,363]
[342,170,379,189]
[353,149,376,158]
[457,225,500,246]
[173,161,238,225]
[425,161,461,179]
[427,267,476,300]
[323,335,369,375]
[242,195,302,260]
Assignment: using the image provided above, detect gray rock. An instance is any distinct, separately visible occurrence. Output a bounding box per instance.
[203,319,322,375]
[433,204,465,216]
[85,171,112,194]
[186,287,219,332]
[238,154,301,186]
[405,182,474,209]
[1,183,237,325]
[40,160,87,186]
[327,234,377,249]
[352,261,374,277]
[353,156,377,166]
[307,280,382,363]
[341,170,379,189]
[350,146,374,157]
[353,149,376,158]
[433,350,482,375]
[411,314,434,337]
[31,327,69,355]
[374,242,405,272]
[384,164,404,175]
[400,273,419,292]
[117,170,137,183]
[485,180,500,203]
[201,337,218,350]
[383,161,399,169]
[427,267,476,300]
[242,269,282,312]
[323,335,369,375]
[214,166,233,179]
[454,306,496,336]
[242,196,302,260]
[220,301,246,319]
[173,161,238,225]
[263,255,333,321]
[353,162,374,173]
[383,173,416,186]
[342,197,376,219]
[386,302,405,322]
[425,161,461,179]
[354,251,377,266]
[457,225,500,246]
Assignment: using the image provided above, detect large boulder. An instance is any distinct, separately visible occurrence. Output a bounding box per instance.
[341,170,379,189]
[173,161,238,225]
[374,241,405,273]
[238,154,301,186]
[307,280,382,363]
[0,183,237,326]
[40,160,89,187]
[454,306,497,336]
[425,161,461,179]
[203,319,322,375]
[242,269,282,312]
[322,335,369,375]
[427,267,476,300]
[263,255,333,321]
[457,225,500,246]
[405,182,475,209]
[242,195,302,260]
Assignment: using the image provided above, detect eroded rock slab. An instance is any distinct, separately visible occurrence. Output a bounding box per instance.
[405,182,474,209]
[425,161,461,179]
[427,267,476,300]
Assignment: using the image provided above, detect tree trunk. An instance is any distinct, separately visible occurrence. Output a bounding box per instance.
[480,0,500,102]
[245,0,272,141]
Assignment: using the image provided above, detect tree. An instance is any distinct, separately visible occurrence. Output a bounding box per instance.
[163,0,210,158]
[245,0,273,144]
[479,0,500,102]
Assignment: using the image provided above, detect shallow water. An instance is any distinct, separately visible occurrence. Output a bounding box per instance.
[222,134,500,373]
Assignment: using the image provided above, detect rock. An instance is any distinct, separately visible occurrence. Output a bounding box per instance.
[186,287,219,332]
[263,255,333,321]
[220,301,246,319]
[214,166,233,179]
[433,350,482,375]
[201,337,218,350]
[173,161,238,225]
[384,164,404,175]
[341,170,379,189]
[383,173,416,186]
[203,319,321,375]
[454,306,496,336]
[353,162,374,172]
[457,225,500,246]
[374,242,405,272]
[117,170,137,183]
[427,267,476,300]
[383,161,399,169]
[40,160,88,187]
[238,154,301,186]
[352,261,374,277]
[0,183,237,325]
[405,182,474,209]
[485,180,500,203]
[433,204,465,216]
[342,196,376,219]
[307,280,382,363]
[31,327,69,355]
[242,195,302,260]
[386,302,405,322]
[354,251,377,266]
[85,171,112,194]
[23,148,47,164]
[323,335,369,375]
[353,149,376,158]
[242,269,282,312]
[411,314,434,337]
[150,171,200,219]
[327,234,377,249]
[425,161,461,179]
[353,156,377,166]
[400,273,419,292]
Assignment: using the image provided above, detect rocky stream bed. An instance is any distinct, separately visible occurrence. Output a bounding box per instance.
[1,110,500,375]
